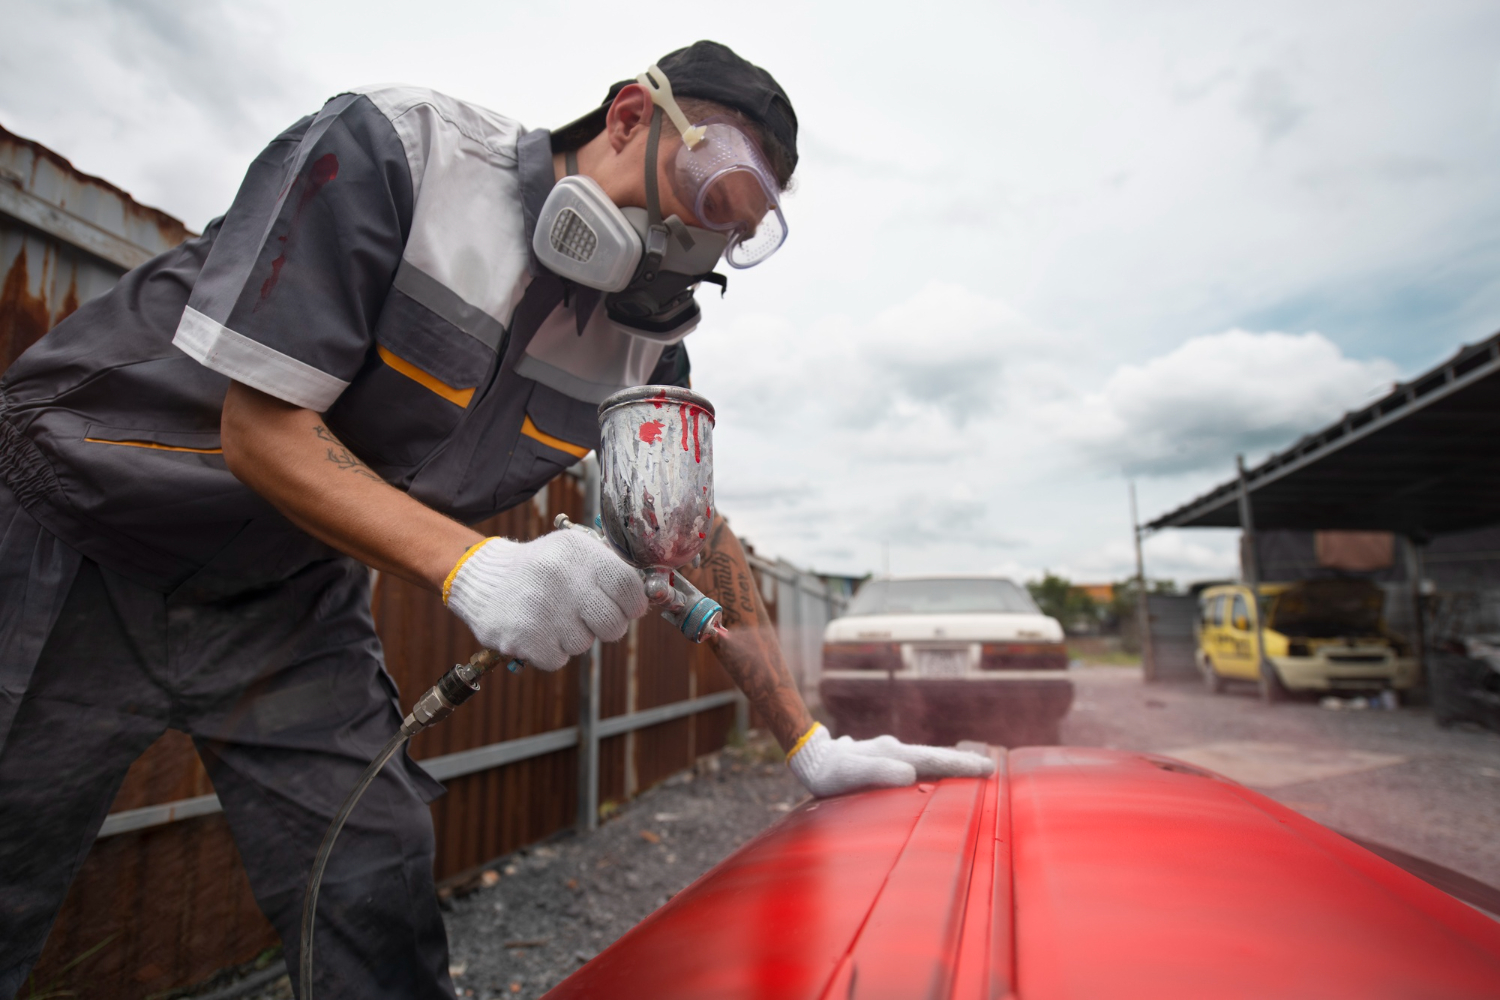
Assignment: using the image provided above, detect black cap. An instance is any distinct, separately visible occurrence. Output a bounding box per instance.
[552,40,798,174]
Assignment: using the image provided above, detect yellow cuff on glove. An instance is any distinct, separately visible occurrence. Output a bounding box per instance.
[786,722,824,762]
[442,538,494,606]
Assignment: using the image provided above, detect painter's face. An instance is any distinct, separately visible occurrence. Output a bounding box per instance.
[593,86,770,236]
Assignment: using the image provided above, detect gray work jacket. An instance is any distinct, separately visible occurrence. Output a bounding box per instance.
[0,88,693,596]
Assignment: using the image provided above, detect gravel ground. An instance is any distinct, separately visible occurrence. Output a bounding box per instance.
[203,667,1500,999]
[1063,664,1500,888]
[222,734,803,1000]
[441,737,803,999]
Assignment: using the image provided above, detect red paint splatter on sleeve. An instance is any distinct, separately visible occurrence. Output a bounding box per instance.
[258,153,340,304]
[639,421,665,444]
[303,154,339,202]
[259,254,287,301]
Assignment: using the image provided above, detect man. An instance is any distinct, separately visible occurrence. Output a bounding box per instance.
[0,41,991,998]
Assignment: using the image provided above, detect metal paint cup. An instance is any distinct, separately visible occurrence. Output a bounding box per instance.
[597,385,716,575]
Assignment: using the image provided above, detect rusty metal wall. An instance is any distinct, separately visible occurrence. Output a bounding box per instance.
[0,123,278,998]
[10,123,758,998]
[33,490,755,997]
[33,468,754,997]
[0,123,191,371]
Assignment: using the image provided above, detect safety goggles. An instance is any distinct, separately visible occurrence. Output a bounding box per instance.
[638,66,789,268]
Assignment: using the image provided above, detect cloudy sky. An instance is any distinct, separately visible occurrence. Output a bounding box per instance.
[4,0,1498,585]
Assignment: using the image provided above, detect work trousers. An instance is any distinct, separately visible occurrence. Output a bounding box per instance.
[0,487,454,1000]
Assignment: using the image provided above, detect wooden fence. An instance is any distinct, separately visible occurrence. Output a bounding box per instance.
[30,468,750,998]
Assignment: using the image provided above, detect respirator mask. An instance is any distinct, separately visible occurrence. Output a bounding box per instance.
[532,64,788,339]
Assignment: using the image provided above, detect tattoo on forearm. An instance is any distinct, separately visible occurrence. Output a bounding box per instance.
[314,424,383,482]
[691,517,814,749]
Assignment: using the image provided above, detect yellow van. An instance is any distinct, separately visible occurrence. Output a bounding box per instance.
[1196,579,1418,702]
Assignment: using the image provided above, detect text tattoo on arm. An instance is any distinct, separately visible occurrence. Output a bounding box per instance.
[314,424,383,482]
[704,519,759,627]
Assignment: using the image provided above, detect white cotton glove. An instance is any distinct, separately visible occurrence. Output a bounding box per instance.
[786,723,996,799]
[444,532,649,671]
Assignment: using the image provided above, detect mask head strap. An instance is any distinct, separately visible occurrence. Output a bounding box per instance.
[644,106,663,229]
[638,106,669,284]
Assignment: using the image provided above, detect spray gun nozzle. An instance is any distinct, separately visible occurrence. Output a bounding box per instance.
[644,568,724,643]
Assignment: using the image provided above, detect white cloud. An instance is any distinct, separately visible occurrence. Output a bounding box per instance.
[1238,65,1309,145]
[0,0,308,228]
[700,287,1401,585]
[2,0,1494,589]
[1054,330,1398,475]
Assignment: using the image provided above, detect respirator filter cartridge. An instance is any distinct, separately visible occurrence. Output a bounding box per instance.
[533,175,643,292]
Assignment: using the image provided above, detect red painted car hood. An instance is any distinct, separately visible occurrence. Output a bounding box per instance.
[546,747,1500,999]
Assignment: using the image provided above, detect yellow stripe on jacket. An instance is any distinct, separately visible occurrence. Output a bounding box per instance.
[377,345,475,407]
[521,416,590,459]
[85,438,223,454]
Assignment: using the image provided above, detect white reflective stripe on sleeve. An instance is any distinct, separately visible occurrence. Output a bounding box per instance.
[173,306,350,412]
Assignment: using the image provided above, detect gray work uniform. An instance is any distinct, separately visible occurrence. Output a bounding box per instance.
[0,87,694,999]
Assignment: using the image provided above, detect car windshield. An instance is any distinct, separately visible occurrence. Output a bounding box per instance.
[1269,581,1384,638]
[845,578,1040,616]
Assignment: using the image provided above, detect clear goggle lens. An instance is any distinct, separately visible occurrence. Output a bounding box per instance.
[726,204,786,268]
[669,119,787,268]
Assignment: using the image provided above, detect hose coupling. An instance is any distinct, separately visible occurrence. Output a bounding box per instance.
[401,648,509,736]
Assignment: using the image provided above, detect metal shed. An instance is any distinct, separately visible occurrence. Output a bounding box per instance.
[1146,331,1500,538]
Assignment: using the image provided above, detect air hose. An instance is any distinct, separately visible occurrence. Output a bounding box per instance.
[299,648,511,1000]
[297,547,723,997]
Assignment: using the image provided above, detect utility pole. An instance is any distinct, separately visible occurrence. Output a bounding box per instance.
[1235,455,1260,589]
[1402,535,1427,691]
[1236,454,1274,700]
[1130,480,1155,682]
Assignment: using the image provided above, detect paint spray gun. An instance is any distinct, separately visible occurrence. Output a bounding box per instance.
[398,386,725,729]
[556,385,726,644]
[299,386,724,999]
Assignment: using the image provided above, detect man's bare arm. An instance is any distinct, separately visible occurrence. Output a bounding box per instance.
[685,515,815,752]
[221,381,481,591]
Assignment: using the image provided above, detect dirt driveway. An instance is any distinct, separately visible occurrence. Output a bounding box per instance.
[1061,665,1500,889]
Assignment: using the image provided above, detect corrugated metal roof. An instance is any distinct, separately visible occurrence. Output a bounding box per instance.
[0,122,193,372]
[1146,331,1500,539]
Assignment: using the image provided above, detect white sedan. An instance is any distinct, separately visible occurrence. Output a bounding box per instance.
[819,576,1074,746]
